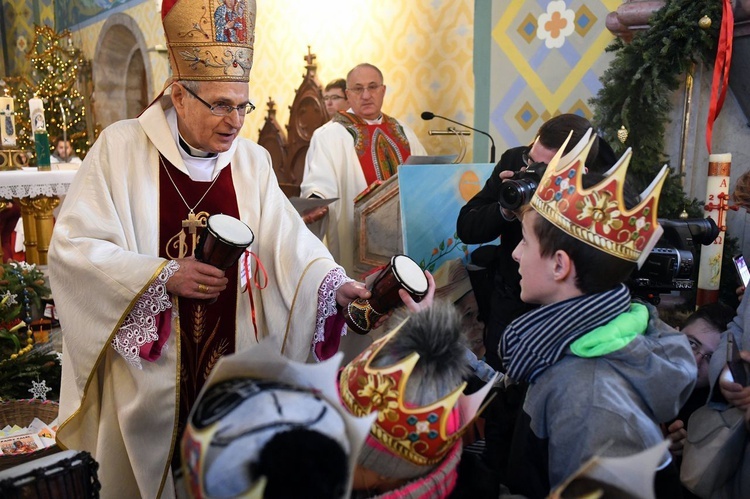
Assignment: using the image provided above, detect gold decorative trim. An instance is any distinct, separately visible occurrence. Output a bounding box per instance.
[707,161,731,176]
[55,260,171,454]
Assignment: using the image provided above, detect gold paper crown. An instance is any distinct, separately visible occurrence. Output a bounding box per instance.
[530,129,668,267]
[162,0,256,82]
[339,320,496,466]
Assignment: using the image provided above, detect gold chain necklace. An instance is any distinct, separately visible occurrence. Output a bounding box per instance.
[159,155,222,231]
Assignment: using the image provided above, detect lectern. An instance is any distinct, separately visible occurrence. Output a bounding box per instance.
[352,174,402,277]
[352,162,496,278]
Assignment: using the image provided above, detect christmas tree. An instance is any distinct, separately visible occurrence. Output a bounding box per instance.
[0,261,60,402]
[2,24,98,164]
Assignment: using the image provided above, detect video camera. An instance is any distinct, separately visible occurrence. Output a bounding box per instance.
[628,217,719,303]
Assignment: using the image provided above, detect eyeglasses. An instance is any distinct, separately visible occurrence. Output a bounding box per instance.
[347,84,383,95]
[688,337,713,363]
[323,95,345,102]
[522,148,537,167]
[181,84,255,117]
[522,147,547,170]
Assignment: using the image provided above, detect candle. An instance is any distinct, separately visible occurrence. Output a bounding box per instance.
[696,153,731,306]
[0,94,17,147]
[29,96,46,134]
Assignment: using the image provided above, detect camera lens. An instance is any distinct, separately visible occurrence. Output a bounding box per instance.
[499,179,537,211]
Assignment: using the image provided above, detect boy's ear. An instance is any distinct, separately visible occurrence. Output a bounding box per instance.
[552,250,573,282]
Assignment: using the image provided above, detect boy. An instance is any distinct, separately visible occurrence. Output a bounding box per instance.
[501,130,696,497]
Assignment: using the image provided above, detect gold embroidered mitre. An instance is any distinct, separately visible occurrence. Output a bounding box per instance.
[530,129,668,267]
[338,320,496,466]
[162,0,256,82]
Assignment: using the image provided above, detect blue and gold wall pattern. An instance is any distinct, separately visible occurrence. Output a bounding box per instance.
[489,0,619,150]
[55,0,135,29]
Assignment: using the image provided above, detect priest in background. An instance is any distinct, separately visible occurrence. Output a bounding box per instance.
[301,63,426,275]
[47,1,378,497]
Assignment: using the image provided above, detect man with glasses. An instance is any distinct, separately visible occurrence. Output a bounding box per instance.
[301,63,426,275]
[323,78,349,118]
[47,1,378,496]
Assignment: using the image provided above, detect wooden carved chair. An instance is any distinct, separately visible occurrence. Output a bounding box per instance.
[258,48,329,198]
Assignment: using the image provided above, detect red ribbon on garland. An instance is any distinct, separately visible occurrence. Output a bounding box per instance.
[705,0,734,154]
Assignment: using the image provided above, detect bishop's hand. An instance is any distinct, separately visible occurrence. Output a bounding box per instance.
[167,256,228,299]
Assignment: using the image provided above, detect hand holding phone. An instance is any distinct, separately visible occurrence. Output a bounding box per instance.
[733,255,750,288]
[727,335,749,387]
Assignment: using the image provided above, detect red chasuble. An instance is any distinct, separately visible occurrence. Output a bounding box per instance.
[158,156,240,438]
[333,111,412,185]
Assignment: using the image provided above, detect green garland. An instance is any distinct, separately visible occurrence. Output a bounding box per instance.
[591,0,721,217]
[590,0,741,308]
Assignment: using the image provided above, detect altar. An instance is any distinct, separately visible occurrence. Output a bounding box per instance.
[0,167,79,265]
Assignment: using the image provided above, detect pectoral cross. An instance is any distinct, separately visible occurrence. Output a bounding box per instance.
[182,211,207,256]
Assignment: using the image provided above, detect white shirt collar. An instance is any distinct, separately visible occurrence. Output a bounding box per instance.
[346,108,382,125]
[165,107,218,182]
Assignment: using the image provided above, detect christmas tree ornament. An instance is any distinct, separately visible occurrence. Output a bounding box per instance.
[29,379,52,401]
[699,15,712,29]
[617,125,628,143]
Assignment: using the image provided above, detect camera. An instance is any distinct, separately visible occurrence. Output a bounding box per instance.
[498,162,548,210]
[628,217,719,303]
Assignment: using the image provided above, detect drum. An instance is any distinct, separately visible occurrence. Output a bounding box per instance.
[195,214,255,271]
[345,254,428,335]
[0,450,100,498]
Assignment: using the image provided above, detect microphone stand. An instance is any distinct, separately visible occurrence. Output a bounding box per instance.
[429,127,469,163]
[423,113,495,163]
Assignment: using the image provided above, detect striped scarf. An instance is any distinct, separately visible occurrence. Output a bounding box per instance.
[500,284,631,383]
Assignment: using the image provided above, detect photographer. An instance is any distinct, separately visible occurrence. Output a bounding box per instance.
[455,115,616,491]
[456,114,615,371]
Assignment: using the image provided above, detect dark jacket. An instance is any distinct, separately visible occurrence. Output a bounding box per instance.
[456,146,535,370]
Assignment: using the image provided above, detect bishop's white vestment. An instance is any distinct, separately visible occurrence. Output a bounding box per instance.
[48,99,342,498]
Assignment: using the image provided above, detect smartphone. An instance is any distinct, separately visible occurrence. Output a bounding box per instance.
[733,254,750,288]
[727,335,749,387]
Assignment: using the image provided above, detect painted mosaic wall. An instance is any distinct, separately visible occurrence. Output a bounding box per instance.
[489,0,619,151]
[1,0,55,75]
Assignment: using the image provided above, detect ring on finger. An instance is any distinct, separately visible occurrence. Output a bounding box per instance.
[198,283,209,293]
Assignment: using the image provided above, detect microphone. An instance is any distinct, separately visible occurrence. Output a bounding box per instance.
[421,112,496,163]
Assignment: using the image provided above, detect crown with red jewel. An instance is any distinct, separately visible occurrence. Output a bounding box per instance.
[162,0,256,83]
[338,319,496,466]
[530,129,668,267]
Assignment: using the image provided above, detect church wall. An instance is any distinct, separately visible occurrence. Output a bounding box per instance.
[663,64,750,258]
[58,0,475,160]
[1,0,55,76]
[481,0,619,154]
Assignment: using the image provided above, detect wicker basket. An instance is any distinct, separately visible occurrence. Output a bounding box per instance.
[0,399,60,471]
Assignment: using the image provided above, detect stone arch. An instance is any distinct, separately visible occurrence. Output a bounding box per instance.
[93,14,153,128]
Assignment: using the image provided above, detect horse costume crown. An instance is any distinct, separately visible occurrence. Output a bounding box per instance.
[162,0,256,82]
[530,129,668,267]
[182,346,375,499]
[339,320,495,466]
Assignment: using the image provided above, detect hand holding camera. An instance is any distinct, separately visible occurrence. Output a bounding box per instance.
[498,162,548,211]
